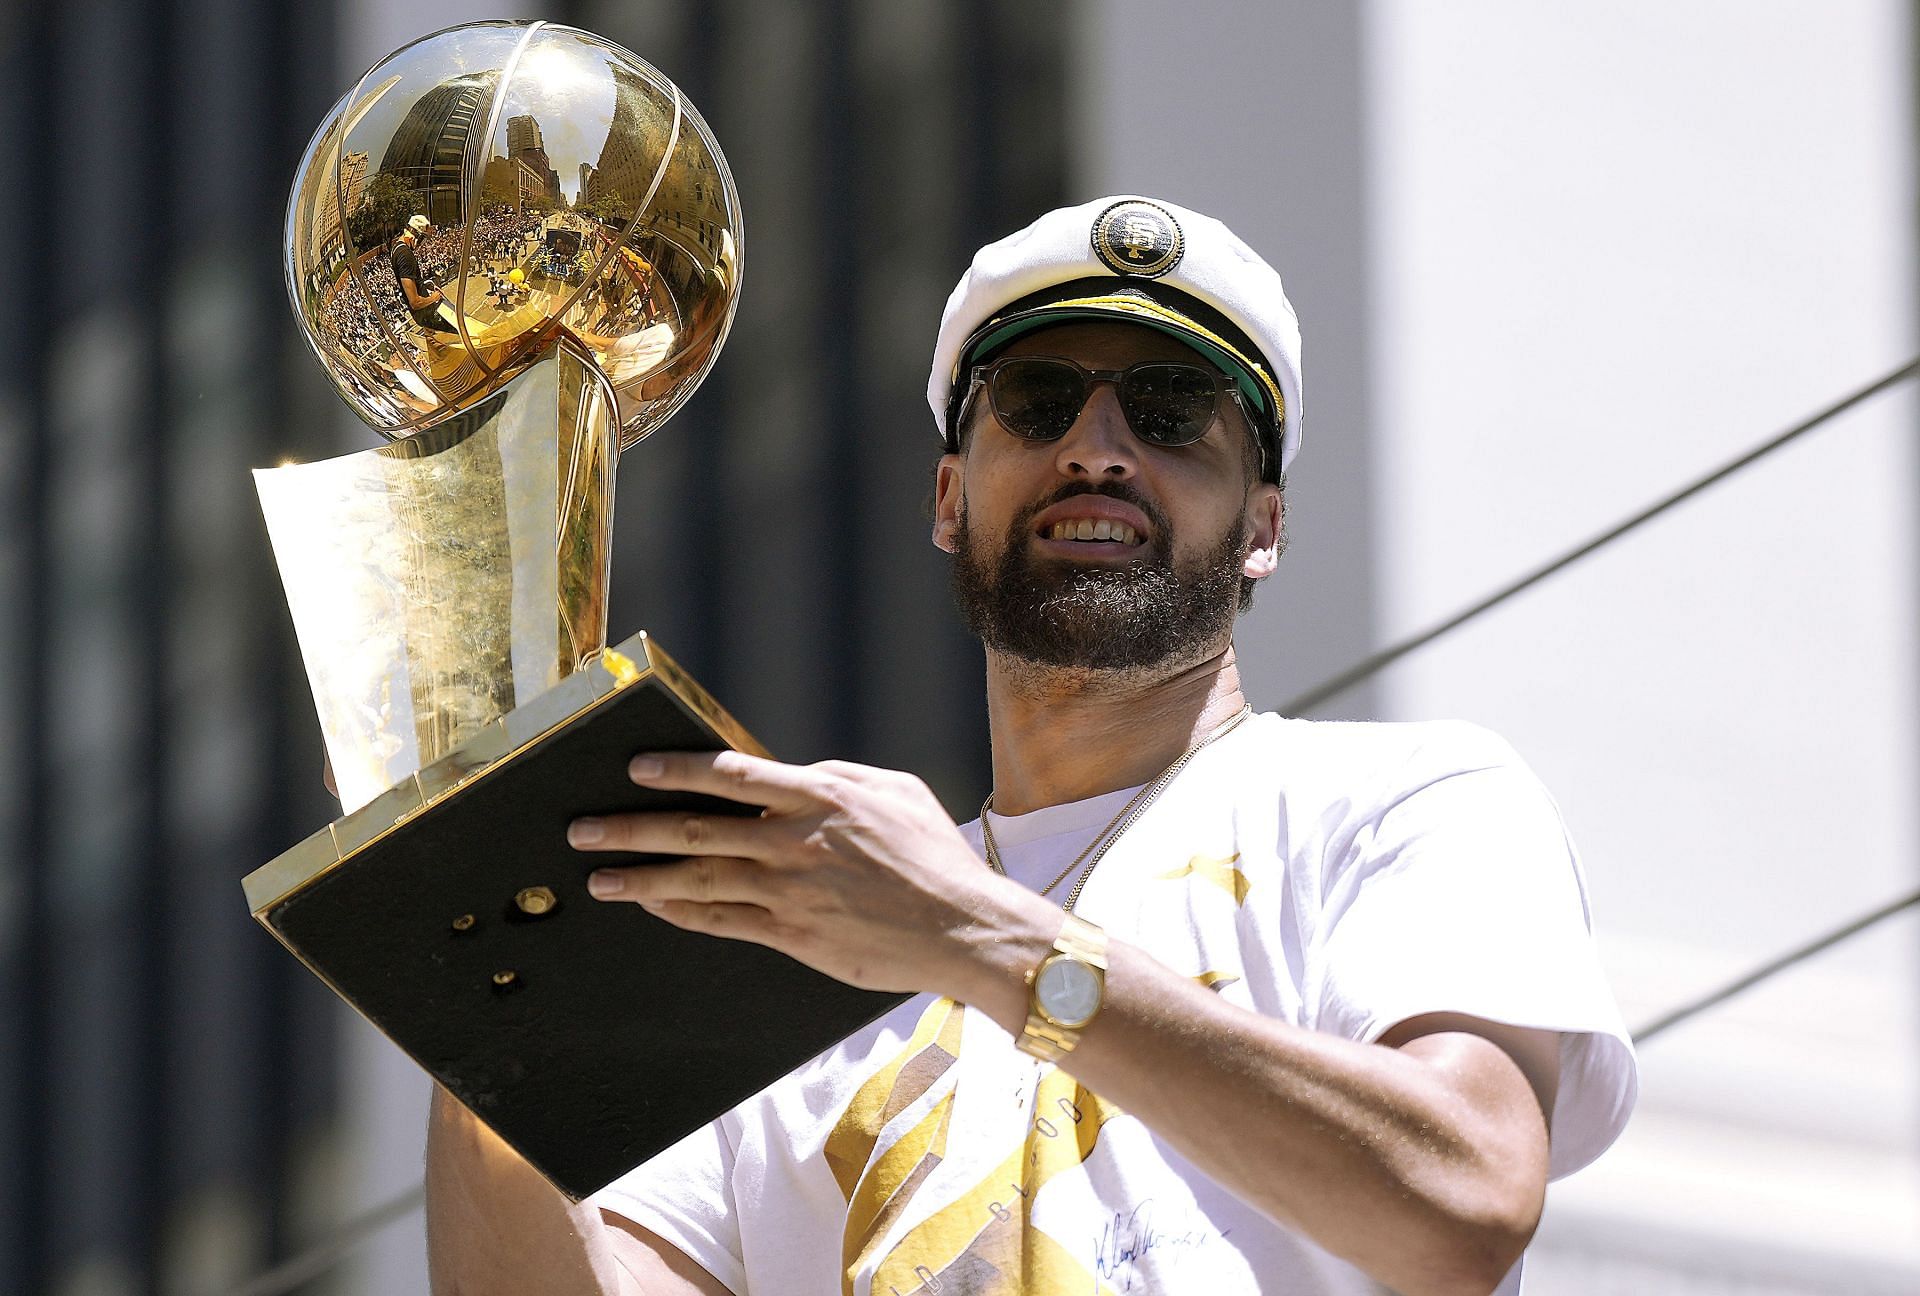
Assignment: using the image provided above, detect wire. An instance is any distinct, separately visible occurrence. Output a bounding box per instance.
[224,356,1920,1295]
[1629,886,1920,1046]
[1282,354,1920,715]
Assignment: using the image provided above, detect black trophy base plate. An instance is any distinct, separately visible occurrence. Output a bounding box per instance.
[248,635,908,1199]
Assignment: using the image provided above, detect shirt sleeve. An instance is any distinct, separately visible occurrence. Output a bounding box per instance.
[589,1116,747,1295]
[1309,721,1638,1179]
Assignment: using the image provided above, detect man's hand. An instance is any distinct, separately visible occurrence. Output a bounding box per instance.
[567,750,1041,1000]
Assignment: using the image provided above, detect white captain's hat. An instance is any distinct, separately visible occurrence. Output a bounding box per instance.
[928,195,1304,478]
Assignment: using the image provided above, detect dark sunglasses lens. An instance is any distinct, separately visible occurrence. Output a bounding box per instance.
[1122,364,1218,445]
[991,359,1088,440]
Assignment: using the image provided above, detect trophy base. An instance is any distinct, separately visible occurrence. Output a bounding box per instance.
[242,632,907,1200]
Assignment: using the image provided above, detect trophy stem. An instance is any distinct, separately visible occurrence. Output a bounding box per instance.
[256,336,618,813]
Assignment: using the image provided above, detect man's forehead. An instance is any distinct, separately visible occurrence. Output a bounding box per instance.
[998,319,1212,368]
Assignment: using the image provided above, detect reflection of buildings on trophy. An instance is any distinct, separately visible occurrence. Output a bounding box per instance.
[308,150,369,274]
[506,114,565,208]
[380,77,489,225]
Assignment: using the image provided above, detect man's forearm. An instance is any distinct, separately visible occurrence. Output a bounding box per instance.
[956,897,1550,1296]
[424,1087,633,1296]
[572,750,1557,1295]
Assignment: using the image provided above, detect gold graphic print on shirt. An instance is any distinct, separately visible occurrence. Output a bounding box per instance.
[830,997,1125,1296]
[1155,851,1253,905]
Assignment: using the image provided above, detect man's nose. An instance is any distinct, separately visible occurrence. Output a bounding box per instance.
[1052,383,1137,480]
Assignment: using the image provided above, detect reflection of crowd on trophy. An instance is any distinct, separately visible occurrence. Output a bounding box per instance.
[468,205,544,268]
[314,207,548,369]
[316,277,398,363]
[307,190,717,423]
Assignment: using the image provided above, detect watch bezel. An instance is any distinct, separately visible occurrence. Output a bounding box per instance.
[1033,950,1105,1030]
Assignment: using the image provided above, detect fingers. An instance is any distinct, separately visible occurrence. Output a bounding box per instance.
[586,854,768,906]
[587,859,789,951]
[629,898,781,947]
[569,806,770,859]
[624,749,834,813]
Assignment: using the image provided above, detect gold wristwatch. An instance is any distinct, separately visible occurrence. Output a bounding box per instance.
[1017,914,1109,1062]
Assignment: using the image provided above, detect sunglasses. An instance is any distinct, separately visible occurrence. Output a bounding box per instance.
[959,355,1258,462]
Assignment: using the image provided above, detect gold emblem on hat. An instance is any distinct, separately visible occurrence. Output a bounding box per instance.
[1091,199,1184,277]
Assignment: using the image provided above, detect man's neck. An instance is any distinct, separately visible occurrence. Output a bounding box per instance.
[983,642,1250,816]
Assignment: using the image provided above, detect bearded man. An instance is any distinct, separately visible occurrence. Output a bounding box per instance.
[425,197,1637,1296]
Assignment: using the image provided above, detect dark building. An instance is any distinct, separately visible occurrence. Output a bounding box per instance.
[377,75,492,225]
[505,112,563,206]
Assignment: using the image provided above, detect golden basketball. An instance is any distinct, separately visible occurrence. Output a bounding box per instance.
[285,20,743,448]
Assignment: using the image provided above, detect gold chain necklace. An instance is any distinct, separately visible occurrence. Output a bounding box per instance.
[979,704,1253,912]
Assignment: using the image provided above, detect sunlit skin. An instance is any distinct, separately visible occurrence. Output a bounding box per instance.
[933,320,1283,814]
[424,319,1562,1296]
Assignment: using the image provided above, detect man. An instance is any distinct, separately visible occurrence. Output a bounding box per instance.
[425,196,1636,1295]
[391,213,458,339]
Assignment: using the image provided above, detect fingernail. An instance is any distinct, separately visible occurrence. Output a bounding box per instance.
[629,755,664,780]
[568,817,605,846]
[587,870,621,898]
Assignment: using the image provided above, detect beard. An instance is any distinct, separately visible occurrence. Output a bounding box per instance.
[949,483,1249,674]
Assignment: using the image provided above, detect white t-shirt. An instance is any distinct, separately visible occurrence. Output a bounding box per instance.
[594,715,1638,1294]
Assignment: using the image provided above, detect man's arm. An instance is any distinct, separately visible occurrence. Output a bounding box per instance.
[425,1087,729,1296]
[397,272,441,311]
[961,946,1558,1296]
[572,752,1560,1296]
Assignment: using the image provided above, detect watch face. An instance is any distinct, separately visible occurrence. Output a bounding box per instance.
[1035,955,1102,1028]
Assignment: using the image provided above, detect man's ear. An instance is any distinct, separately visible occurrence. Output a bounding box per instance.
[932,453,965,553]
[1242,483,1284,579]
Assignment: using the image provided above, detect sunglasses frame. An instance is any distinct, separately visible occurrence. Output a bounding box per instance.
[956,354,1265,473]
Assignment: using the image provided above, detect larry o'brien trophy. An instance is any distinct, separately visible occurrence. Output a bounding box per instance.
[246,21,903,1200]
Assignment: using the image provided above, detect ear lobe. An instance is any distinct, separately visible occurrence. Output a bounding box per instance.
[932,454,965,554]
[1241,485,1283,579]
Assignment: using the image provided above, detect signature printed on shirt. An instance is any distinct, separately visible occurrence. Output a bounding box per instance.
[1093,1200,1220,1290]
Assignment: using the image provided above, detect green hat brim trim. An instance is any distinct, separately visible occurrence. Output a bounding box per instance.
[958,295,1285,432]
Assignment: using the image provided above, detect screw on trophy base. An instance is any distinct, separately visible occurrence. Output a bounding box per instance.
[246,21,903,1199]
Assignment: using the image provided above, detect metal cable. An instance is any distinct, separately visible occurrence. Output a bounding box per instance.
[1630,887,1920,1045]
[224,357,1920,1295]
[1283,354,1920,715]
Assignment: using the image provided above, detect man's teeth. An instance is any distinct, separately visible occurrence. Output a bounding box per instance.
[1046,519,1140,544]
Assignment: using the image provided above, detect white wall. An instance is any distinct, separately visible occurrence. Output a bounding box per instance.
[1086,0,1920,1288]
[1366,3,1920,1287]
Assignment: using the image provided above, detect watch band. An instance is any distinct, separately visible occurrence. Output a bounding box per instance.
[1017,913,1109,1062]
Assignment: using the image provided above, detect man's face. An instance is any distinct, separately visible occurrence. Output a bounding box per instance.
[933,320,1283,674]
